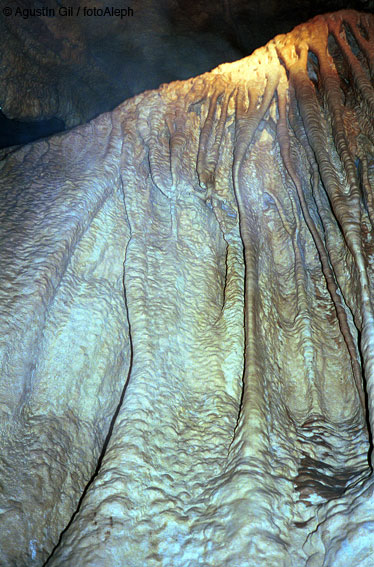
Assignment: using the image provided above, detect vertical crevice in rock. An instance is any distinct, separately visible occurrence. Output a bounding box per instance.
[147,112,173,198]
[197,89,221,192]
[166,102,190,191]
[307,51,319,85]
[197,84,236,201]
[230,74,279,451]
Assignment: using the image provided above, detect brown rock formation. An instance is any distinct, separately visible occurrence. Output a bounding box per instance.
[1,9,374,566]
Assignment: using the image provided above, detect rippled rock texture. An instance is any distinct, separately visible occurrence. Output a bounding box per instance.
[1,9,374,566]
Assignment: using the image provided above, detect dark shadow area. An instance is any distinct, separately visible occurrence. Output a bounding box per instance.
[0,111,65,148]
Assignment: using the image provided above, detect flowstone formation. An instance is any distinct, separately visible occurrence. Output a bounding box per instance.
[1,9,374,566]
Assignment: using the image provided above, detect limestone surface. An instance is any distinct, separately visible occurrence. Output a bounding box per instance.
[1,9,374,566]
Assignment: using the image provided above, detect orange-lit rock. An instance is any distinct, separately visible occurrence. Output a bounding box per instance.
[1,9,374,566]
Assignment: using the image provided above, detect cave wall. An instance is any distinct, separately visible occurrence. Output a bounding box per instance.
[1,8,374,567]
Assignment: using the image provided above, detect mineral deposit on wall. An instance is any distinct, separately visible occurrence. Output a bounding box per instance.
[1,9,374,567]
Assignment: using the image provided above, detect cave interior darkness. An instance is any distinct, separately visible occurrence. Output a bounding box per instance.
[1,0,374,148]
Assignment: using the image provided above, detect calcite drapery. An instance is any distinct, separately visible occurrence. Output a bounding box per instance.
[1,9,374,566]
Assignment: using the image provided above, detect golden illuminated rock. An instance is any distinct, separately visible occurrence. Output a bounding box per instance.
[1,9,374,566]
